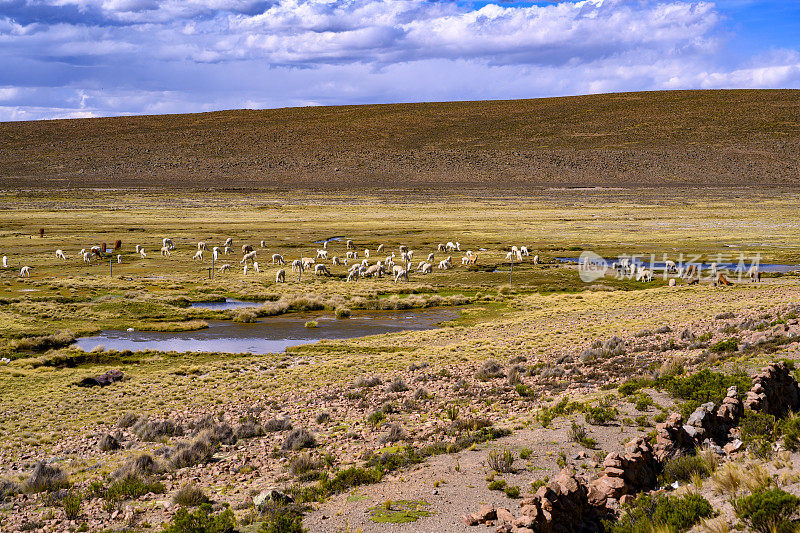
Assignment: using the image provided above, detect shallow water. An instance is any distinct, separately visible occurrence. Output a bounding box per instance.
[76,308,457,355]
[191,298,263,310]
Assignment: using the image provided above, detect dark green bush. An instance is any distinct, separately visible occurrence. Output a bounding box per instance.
[259,510,306,533]
[655,369,750,417]
[173,485,209,507]
[735,489,800,533]
[586,406,618,425]
[63,490,82,520]
[781,413,800,451]
[709,338,739,353]
[740,410,778,457]
[106,474,165,502]
[608,493,713,533]
[160,503,235,533]
[660,453,713,484]
[618,378,654,397]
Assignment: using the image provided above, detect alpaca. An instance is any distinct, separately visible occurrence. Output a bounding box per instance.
[346,239,354,250]
[394,269,407,283]
[260,241,266,248]
[135,245,140,253]
[314,264,331,276]
[427,252,435,262]
[224,237,233,248]
[1,256,6,268]
[533,255,539,265]
[19,266,30,277]
[322,241,328,250]
[364,249,370,259]
[399,245,409,254]
[316,249,328,260]
[715,273,732,286]
[332,256,342,266]
[83,252,91,263]
[242,244,254,254]
[520,246,529,256]
[224,246,232,255]
[276,269,286,282]
[193,250,203,261]
[55,249,66,260]
[253,262,260,273]
[365,264,383,277]
[461,256,470,265]
[291,260,304,272]
[162,238,175,250]
[161,246,171,257]
[117,255,122,264]
[446,242,456,252]
[243,264,249,275]
[437,244,446,252]
[421,263,433,274]
[302,258,315,269]
[272,254,286,265]
[212,248,219,261]
[241,250,257,264]
[376,244,384,253]
[218,263,231,273]
[197,242,207,251]
[668,278,676,287]
[139,248,147,258]
[347,269,359,282]
[748,265,760,282]
[467,254,478,265]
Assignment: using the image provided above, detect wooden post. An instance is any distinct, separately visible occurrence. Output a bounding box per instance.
[299,252,303,281]
[509,254,514,285]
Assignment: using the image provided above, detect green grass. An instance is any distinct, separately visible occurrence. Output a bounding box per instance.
[369,501,431,524]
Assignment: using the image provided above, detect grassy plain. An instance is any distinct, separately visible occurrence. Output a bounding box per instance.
[1,187,800,531]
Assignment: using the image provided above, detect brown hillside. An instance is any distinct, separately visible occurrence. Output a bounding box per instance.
[1,89,799,189]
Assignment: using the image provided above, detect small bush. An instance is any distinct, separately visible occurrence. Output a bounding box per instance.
[334,307,351,319]
[289,453,323,478]
[655,369,750,417]
[585,406,618,425]
[173,485,210,507]
[735,488,800,533]
[569,422,597,448]
[488,449,515,473]
[740,410,778,457]
[264,418,292,432]
[63,490,82,520]
[24,462,69,493]
[235,421,265,439]
[504,485,521,498]
[99,433,121,451]
[133,418,183,442]
[283,428,316,451]
[366,410,386,428]
[515,383,535,398]
[488,479,506,490]
[353,375,381,388]
[315,412,331,425]
[519,448,532,460]
[608,493,713,533]
[260,510,306,533]
[709,338,739,353]
[107,473,165,502]
[781,412,800,451]
[660,453,713,485]
[414,388,430,400]
[117,412,140,428]
[304,321,318,329]
[160,503,235,533]
[169,432,218,469]
[387,377,409,392]
[475,360,504,381]
[381,423,405,443]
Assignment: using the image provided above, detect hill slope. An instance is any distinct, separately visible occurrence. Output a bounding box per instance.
[1,89,799,189]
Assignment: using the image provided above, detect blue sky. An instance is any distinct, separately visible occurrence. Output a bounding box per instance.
[1,0,799,121]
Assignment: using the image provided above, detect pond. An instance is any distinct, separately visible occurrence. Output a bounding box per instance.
[191,298,263,310]
[557,257,799,273]
[75,308,457,355]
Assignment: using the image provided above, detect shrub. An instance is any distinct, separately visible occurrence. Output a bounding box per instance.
[133,418,183,441]
[608,493,713,533]
[488,479,506,490]
[334,307,351,319]
[0,479,20,498]
[569,422,597,448]
[169,432,218,469]
[655,369,750,417]
[366,410,386,428]
[740,410,778,457]
[634,394,654,411]
[387,378,409,392]
[781,412,800,451]
[235,421,265,439]
[260,511,306,533]
[445,404,459,421]
[303,321,318,329]
[283,428,316,451]
[660,453,713,484]
[381,423,405,444]
[107,474,165,502]
[709,338,739,353]
[264,418,292,432]
[507,366,522,386]
[515,383,535,398]
[353,375,381,388]
[24,462,69,493]
[487,449,515,473]
[519,448,532,460]
[11,330,76,352]
[63,490,82,520]
[117,412,140,428]
[173,485,209,507]
[618,378,653,397]
[475,360,504,381]
[735,489,800,533]
[315,412,331,425]
[504,485,521,499]
[585,406,618,425]
[414,388,430,400]
[289,453,323,478]
[99,433,121,451]
[160,503,235,533]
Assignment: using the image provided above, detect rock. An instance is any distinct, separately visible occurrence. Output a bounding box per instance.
[462,515,479,526]
[253,488,294,510]
[79,369,124,387]
[475,505,497,522]
[724,439,743,454]
[497,508,514,525]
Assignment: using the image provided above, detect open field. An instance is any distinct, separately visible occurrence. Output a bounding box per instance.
[2,89,800,189]
[2,188,800,532]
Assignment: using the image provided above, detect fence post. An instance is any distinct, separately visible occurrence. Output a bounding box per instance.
[509,255,514,285]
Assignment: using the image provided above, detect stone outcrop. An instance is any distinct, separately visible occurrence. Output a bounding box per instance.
[654,413,695,462]
[744,361,800,416]
[463,469,608,533]
[588,437,657,507]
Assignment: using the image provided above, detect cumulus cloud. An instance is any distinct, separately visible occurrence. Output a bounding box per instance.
[0,0,798,120]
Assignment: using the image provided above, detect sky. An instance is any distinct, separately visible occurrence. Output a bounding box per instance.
[1,0,799,121]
